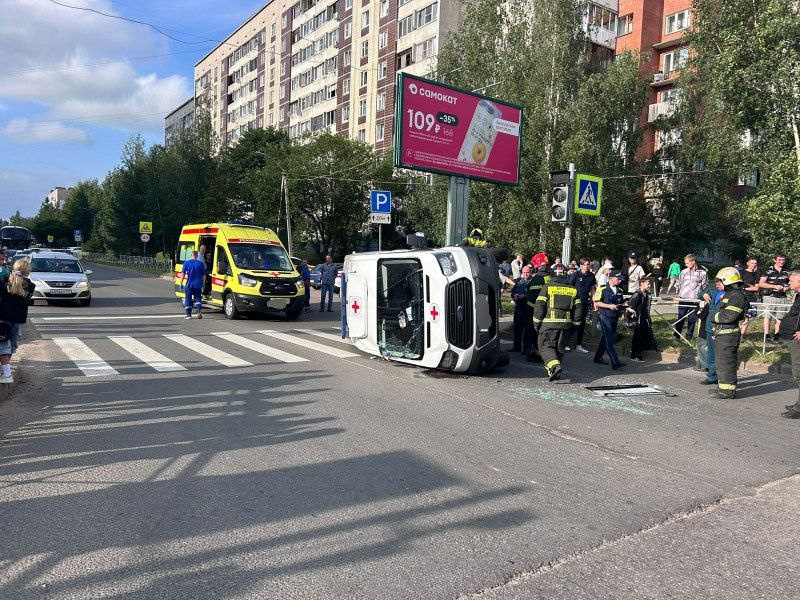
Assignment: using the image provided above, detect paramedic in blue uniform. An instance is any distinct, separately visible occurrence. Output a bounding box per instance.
[593,270,626,370]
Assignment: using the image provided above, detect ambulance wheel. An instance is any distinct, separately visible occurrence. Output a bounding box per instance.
[223,293,240,320]
[285,307,302,320]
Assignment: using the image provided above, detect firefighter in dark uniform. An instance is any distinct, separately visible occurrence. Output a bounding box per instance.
[458,228,489,248]
[710,267,750,399]
[532,264,582,380]
[525,252,551,363]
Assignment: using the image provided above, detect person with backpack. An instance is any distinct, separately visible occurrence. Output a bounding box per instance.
[0,259,36,384]
[525,252,551,363]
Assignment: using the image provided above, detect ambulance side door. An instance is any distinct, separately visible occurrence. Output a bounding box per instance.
[174,240,196,294]
[211,245,231,306]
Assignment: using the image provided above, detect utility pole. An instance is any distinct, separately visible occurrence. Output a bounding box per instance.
[562,162,576,265]
[282,171,293,256]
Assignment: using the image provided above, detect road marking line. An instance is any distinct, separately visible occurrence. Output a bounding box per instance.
[295,328,352,344]
[258,330,358,358]
[36,315,185,322]
[108,336,186,372]
[212,333,308,363]
[163,334,252,368]
[52,338,119,377]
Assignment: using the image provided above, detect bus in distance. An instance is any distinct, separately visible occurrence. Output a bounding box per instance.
[0,226,32,250]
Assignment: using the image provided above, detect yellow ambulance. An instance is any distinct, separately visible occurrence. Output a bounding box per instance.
[174,222,305,319]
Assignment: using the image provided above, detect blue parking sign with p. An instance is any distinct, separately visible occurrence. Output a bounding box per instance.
[370,190,392,214]
[574,174,602,216]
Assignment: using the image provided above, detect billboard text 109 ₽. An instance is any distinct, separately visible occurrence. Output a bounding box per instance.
[394,74,523,185]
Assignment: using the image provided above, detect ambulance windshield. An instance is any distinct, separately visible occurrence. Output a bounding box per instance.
[376,258,424,360]
[229,243,293,272]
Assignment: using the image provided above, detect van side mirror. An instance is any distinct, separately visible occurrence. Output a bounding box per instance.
[84,269,93,275]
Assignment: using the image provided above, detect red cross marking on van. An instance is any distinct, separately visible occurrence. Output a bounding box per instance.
[430,305,439,321]
[351,300,360,314]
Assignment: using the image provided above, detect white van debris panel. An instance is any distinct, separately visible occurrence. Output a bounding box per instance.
[585,384,676,397]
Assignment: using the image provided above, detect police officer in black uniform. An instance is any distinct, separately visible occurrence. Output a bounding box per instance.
[710,267,750,399]
[532,264,582,380]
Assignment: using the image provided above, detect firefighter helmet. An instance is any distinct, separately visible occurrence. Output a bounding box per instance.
[531,252,549,268]
[716,267,742,286]
[469,228,484,240]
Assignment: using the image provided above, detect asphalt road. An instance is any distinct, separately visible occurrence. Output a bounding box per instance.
[0,263,797,599]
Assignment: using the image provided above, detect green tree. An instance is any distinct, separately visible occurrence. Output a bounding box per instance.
[61,180,101,243]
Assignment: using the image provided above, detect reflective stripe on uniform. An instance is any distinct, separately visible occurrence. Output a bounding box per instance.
[716,327,740,335]
[532,317,542,324]
[536,296,548,303]
[723,305,743,313]
[719,383,736,390]
[543,318,573,323]
[546,359,560,369]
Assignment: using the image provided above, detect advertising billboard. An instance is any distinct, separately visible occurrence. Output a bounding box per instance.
[394,73,523,185]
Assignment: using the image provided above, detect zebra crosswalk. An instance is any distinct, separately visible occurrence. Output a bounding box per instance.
[49,329,359,378]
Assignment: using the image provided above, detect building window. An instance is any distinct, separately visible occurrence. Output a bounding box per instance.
[398,0,411,5]
[617,13,633,36]
[362,10,370,30]
[414,37,437,62]
[358,129,366,142]
[665,10,691,35]
[361,40,369,58]
[379,30,388,49]
[398,14,414,37]
[280,85,286,99]
[416,2,438,28]
[663,47,689,73]
[397,48,413,69]
[660,88,681,103]
[343,78,350,94]
[376,122,385,141]
[345,0,353,9]
[380,0,389,17]
[269,112,274,126]
[344,50,351,66]
[379,60,387,78]
[359,99,367,117]
[360,70,368,87]
[342,105,350,122]
[345,21,352,38]
[377,92,386,111]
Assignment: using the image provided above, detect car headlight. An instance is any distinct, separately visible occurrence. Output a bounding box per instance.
[238,274,259,287]
[295,280,305,290]
[30,279,43,288]
[434,252,458,276]
[75,280,89,289]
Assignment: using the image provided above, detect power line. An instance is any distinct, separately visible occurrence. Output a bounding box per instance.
[601,167,738,180]
[47,0,230,46]
[0,49,209,77]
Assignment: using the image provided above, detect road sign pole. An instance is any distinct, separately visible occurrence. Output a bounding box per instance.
[283,172,293,256]
[446,176,469,246]
[562,163,576,265]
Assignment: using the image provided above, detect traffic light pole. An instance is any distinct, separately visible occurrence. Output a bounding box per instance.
[445,176,469,246]
[562,163,576,265]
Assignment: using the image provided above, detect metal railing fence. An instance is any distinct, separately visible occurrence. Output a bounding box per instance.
[83,253,173,275]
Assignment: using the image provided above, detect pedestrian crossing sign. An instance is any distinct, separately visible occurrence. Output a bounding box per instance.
[574,174,602,216]
[139,221,153,234]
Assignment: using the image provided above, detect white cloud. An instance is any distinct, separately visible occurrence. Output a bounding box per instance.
[0,0,191,140]
[1,117,91,144]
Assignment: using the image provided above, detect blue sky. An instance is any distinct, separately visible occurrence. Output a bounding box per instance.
[0,0,267,217]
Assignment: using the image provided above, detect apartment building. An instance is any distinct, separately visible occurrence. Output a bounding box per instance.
[164,97,196,145]
[194,0,461,153]
[615,0,692,159]
[46,187,71,209]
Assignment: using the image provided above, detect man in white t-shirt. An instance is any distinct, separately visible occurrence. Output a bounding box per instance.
[625,252,646,295]
[511,253,524,280]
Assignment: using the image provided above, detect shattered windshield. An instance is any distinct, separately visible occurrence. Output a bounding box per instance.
[377,258,424,360]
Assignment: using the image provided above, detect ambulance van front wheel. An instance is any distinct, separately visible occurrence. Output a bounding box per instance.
[224,292,240,320]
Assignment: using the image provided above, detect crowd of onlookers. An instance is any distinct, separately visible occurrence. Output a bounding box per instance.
[501,250,799,417]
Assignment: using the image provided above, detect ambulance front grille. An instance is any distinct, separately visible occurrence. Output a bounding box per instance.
[446,278,473,349]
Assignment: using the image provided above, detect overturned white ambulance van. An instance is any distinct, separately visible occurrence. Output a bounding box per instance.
[340,245,509,373]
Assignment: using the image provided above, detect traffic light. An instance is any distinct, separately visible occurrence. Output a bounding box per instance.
[551,183,569,223]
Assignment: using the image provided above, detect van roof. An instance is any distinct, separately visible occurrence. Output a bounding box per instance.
[180,222,282,244]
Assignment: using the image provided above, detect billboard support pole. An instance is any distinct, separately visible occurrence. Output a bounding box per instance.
[446,176,469,246]
[562,163,576,265]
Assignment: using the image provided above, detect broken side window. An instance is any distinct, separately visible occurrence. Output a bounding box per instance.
[376,258,424,360]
